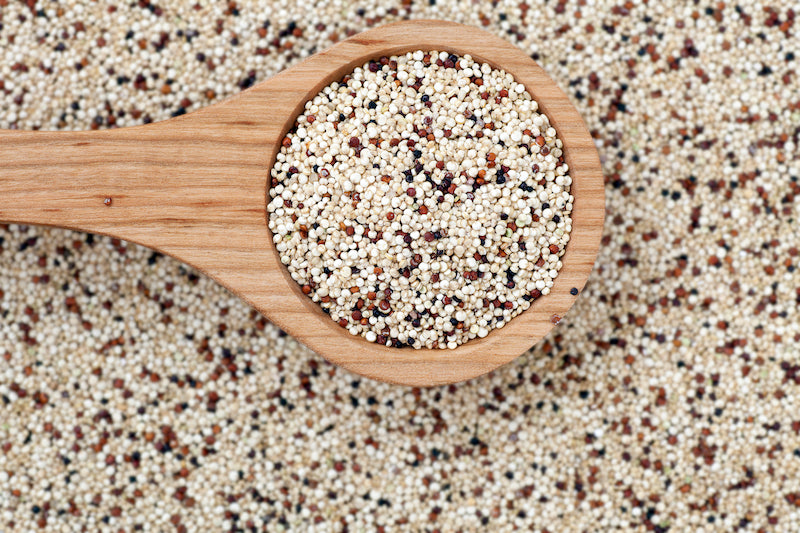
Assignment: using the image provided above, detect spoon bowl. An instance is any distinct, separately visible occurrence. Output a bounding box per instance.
[0,20,604,386]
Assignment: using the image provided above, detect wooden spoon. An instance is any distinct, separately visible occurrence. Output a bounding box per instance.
[0,20,604,386]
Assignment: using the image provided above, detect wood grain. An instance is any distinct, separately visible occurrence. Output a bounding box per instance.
[0,20,604,386]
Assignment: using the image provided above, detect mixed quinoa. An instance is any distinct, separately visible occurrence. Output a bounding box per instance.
[268,50,572,348]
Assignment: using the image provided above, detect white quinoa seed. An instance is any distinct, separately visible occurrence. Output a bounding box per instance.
[268,51,573,349]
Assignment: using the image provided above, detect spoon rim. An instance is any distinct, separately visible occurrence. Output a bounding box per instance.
[247,19,605,386]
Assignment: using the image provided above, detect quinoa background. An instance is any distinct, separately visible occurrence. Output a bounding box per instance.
[1,0,799,531]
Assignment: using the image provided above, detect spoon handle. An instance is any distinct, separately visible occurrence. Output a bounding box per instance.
[0,116,290,312]
[0,127,167,237]
[0,112,275,247]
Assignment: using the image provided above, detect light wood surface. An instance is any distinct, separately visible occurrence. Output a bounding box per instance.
[0,20,604,386]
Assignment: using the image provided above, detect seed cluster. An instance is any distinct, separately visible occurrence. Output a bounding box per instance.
[268,51,573,349]
[2,0,800,531]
